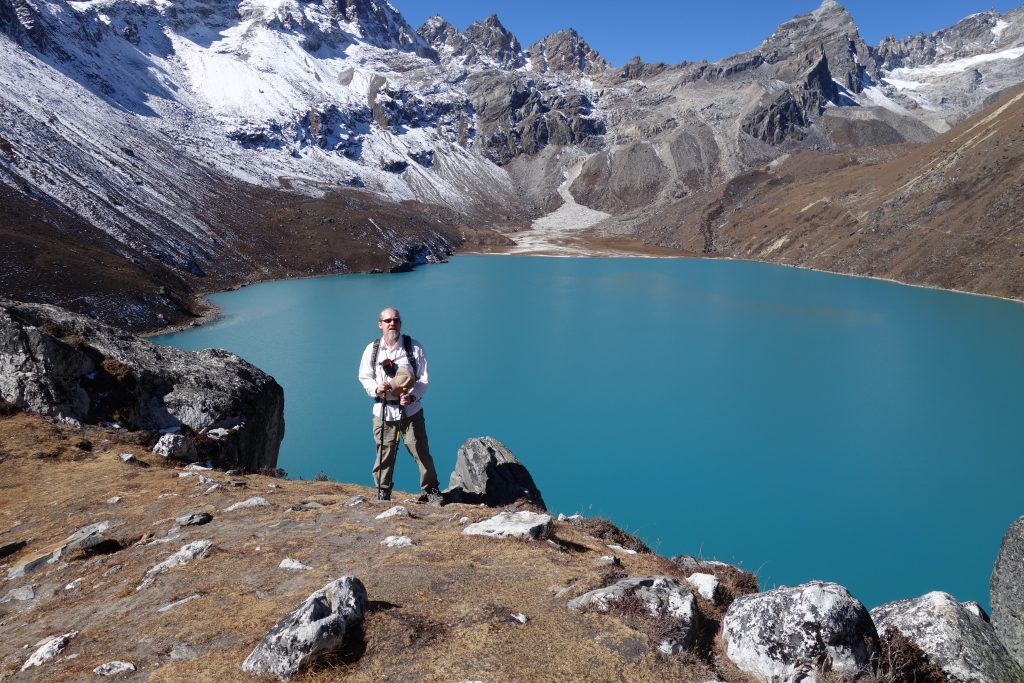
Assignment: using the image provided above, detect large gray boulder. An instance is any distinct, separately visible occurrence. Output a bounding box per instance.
[445,436,546,509]
[723,581,879,683]
[0,299,283,471]
[993,515,1024,669]
[568,576,700,650]
[241,576,368,680]
[871,591,1024,683]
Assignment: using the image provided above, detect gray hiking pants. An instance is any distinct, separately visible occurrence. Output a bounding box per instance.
[371,409,440,492]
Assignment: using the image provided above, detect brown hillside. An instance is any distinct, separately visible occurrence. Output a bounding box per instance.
[640,87,1024,300]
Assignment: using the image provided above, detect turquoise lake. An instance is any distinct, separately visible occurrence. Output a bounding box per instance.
[155,255,1024,610]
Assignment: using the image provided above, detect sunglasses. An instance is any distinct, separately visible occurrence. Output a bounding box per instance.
[379,318,401,323]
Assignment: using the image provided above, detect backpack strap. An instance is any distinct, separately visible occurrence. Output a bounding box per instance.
[369,338,381,379]
[402,334,418,378]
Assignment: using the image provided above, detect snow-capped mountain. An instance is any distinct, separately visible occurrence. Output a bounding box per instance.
[1,0,1022,328]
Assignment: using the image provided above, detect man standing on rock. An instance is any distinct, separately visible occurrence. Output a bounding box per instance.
[358,307,441,503]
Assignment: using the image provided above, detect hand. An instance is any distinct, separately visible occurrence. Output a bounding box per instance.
[376,382,390,397]
[399,393,415,406]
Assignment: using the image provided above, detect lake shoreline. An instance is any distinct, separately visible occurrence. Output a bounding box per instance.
[150,239,1024,339]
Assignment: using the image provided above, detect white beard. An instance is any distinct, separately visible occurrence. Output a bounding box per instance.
[384,330,400,344]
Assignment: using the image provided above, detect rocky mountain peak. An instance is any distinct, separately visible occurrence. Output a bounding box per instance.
[755,0,875,93]
[418,12,524,69]
[527,28,607,75]
[340,0,434,57]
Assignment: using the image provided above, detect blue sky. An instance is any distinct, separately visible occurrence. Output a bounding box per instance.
[400,0,1022,66]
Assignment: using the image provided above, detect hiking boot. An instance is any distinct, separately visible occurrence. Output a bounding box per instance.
[417,487,443,505]
[376,487,392,502]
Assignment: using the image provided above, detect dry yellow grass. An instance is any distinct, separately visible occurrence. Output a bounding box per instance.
[0,411,757,682]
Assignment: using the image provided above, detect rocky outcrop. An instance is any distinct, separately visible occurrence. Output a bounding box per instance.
[0,299,284,471]
[722,581,879,682]
[568,576,700,650]
[420,14,525,70]
[241,576,368,680]
[993,515,1024,668]
[871,591,1024,683]
[444,436,546,509]
[527,29,607,75]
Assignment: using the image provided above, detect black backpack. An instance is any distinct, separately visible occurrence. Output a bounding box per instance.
[369,334,418,379]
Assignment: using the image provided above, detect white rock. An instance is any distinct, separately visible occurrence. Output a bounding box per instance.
[381,535,415,548]
[94,661,136,676]
[872,591,1024,683]
[137,540,212,590]
[158,593,204,612]
[511,613,528,624]
[241,577,368,680]
[1,585,35,602]
[184,463,212,471]
[106,496,121,504]
[118,453,139,465]
[64,578,83,591]
[569,576,700,648]
[225,496,269,511]
[687,572,723,604]
[723,581,878,683]
[280,558,312,571]
[462,511,553,541]
[153,434,197,461]
[607,543,638,555]
[459,517,470,524]
[21,632,77,670]
[375,505,411,520]
[203,484,223,495]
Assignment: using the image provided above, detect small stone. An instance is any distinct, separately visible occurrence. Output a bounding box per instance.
[65,578,83,591]
[225,497,269,512]
[158,593,205,613]
[511,613,528,624]
[198,475,217,485]
[158,493,180,499]
[687,572,724,604]
[203,484,222,495]
[138,541,212,590]
[607,543,638,555]
[118,453,139,465]
[343,496,366,508]
[659,639,684,655]
[227,479,246,487]
[381,535,415,548]
[94,661,136,676]
[206,427,230,440]
[224,469,240,475]
[184,463,212,471]
[102,565,122,577]
[280,558,312,571]
[293,501,324,511]
[178,471,198,478]
[597,555,621,566]
[459,516,470,524]
[1,585,35,602]
[106,496,121,504]
[175,512,213,527]
[267,483,280,489]
[22,632,78,670]
[170,643,198,661]
[375,506,411,520]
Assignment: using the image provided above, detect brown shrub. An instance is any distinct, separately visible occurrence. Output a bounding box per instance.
[100,357,132,382]
[875,625,948,683]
